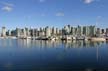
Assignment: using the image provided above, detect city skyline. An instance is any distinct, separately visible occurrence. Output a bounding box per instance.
[0,25,107,37]
[0,0,108,29]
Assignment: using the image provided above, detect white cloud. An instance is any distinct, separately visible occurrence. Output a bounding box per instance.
[56,12,64,17]
[1,2,14,12]
[2,6,13,12]
[83,0,95,4]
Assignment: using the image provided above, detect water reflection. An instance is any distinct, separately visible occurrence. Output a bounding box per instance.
[62,40,106,48]
[0,39,13,47]
[17,39,63,48]
[17,39,32,48]
[0,39,108,70]
[16,39,107,48]
[0,39,107,48]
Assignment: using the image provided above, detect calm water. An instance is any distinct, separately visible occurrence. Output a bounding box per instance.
[0,39,108,71]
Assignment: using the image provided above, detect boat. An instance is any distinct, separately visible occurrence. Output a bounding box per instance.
[61,36,72,40]
[90,37,106,41]
[76,36,85,40]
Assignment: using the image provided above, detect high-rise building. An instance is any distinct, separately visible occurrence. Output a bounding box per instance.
[52,27,56,35]
[96,28,101,37]
[23,28,26,37]
[83,26,87,36]
[106,28,108,34]
[82,26,91,36]
[83,26,96,37]
[16,28,21,37]
[56,28,59,35]
[45,26,51,37]
[11,30,16,36]
[106,28,108,36]
[25,27,30,37]
[77,25,83,36]
[30,29,34,37]
[69,26,77,36]
[1,27,6,37]
[101,29,105,34]
[89,26,96,37]
[34,29,38,37]
[64,25,71,35]
[6,30,11,36]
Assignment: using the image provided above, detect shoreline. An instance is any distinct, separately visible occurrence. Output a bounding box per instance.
[0,36,107,41]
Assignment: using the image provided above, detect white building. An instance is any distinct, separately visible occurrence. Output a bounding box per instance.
[45,26,51,37]
[1,27,6,37]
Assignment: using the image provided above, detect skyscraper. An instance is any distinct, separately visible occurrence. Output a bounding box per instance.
[52,27,56,36]
[89,26,96,37]
[1,27,6,37]
[45,26,51,37]
[77,25,83,36]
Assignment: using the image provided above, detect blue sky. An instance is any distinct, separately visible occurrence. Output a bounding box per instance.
[0,0,108,29]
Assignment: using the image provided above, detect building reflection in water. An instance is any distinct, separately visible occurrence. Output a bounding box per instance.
[0,39,108,70]
[17,39,62,48]
[0,39,13,47]
[17,39,32,48]
[31,40,62,48]
[62,40,106,48]
[0,39,107,49]
[16,39,108,61]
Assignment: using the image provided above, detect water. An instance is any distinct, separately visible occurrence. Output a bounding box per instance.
[0,39,108,71]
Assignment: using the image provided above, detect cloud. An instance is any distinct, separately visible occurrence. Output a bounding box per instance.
[83,0,95,4]
[1,2,13,12]
[56,12,64,17]
[2,6,13,12]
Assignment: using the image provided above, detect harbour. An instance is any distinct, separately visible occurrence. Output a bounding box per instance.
[0,39,108,71]
[0,0,108,70]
